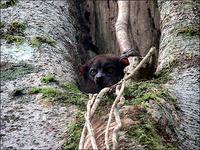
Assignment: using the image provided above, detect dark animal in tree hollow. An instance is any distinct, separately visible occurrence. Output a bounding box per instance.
[79,55,129,93]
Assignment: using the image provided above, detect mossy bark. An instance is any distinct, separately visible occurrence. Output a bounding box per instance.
[76,0,199,149]
[1,0,81,149]
[157,0,200,149]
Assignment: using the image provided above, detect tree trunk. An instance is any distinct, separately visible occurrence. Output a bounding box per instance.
[77,0,199,149]
[1,0,80,149]
[1,0,199,149]
[157,0,200,149]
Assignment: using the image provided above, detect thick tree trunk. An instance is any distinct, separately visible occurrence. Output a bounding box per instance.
[77,0,199,149]
[2,0,199,149]
[157,0,200,149]
[1,0,80,149]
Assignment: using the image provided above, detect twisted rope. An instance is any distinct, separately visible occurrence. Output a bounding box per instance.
[79,47,156,150]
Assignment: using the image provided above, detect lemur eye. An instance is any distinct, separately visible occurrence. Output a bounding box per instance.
[90,68,97,76]
[106,67,114,74]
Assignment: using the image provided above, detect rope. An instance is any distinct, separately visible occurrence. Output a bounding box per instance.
[79,47,156,149]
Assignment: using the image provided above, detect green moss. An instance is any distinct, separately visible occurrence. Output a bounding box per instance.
[124,80,178,149]
[0,0,18,9]
[100,94,115,105]
[124,82,157,99]
[29,84,88,110]
[124,82,159,105]
[8,21,26,35]
[0,63,37,81]
[28,87,60,96]
[11,87,25,97]
[124,81,177,106]
[60,83,88,109]
[2,34,25,45]
[41,74,56,83]
[63,111,84,150]
[28,87,42,94]
[154,59,178,84]
[31,36,56,47]
[177,27,200,36]
[127,113,177,150]
[1,21,26,45]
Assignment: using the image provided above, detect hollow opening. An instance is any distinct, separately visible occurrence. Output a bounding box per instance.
[74,0,161,93]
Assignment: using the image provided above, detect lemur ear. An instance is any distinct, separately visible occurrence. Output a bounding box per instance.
[79,64,88,76]
[119,57,129,67]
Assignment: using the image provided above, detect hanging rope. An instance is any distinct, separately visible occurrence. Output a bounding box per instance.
[79,47,156,149]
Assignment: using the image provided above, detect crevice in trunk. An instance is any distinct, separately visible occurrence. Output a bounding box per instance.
[74,0,161,89]
[72,0,100,65]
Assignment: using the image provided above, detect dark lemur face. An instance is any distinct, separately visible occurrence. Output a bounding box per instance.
[79,55,129,93]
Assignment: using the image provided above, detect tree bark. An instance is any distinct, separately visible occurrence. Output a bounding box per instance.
[2,0,199,149]
[1,0,80,149]
[81,0,160,56]
[77,0,200,149]
[157,0,200,149]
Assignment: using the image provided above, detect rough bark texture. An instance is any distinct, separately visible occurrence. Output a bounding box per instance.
[79,0,160,57]
[78,0,160,80]
[1,0,199,149]
[157,0,200,149]
[1,0,80,149]
[77,0,199,149]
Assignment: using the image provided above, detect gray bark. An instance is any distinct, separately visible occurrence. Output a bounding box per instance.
[1,0,199,149]
[1,0,80,149]
[77,0,200,149]
[157,0,200,149]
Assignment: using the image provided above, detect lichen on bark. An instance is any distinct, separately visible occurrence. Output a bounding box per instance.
[157,0,200,149]
[1,0,82,149]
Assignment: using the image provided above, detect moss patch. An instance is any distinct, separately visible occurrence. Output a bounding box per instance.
[28,83,88,149]
[29,83,88,110]
[124,80,178,149]
[124,81,176,106]
[0,63,37,81]
[60,83,88,109]
[29,87,60,95]
[10,87,25,97]
[31,36,56,47]
[154,58,178,84]
[0,0,18,9]
[177,27,200,36]
[63,111,85,150]
[1,21,26,45]
[1,21,57,48]
[2,34,25,45]
[41,74,56,83]
[7,21,26,36]
[29,84,87,149]
[127,113,177,150]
